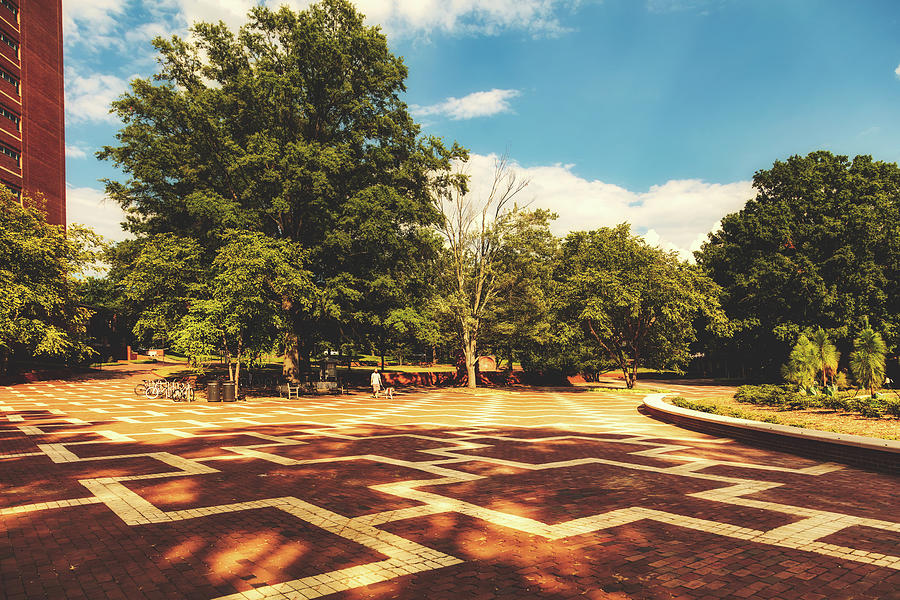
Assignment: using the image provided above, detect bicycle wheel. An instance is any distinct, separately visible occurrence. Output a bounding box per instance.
[134,382,147,396]
[185,385,195,402]
[145,385,162,400]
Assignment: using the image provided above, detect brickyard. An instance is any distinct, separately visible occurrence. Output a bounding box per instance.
[1,369,898,600]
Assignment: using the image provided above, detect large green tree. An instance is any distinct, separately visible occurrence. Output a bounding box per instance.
[0,190,101,373]
[172,232,315,393]
[99,0,463,377]
[557,224,728,388]
[696,151,900,377]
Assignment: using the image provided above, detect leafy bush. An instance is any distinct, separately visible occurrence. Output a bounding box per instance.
[834,372,849,390]
[669,397,780,423]
[734,384,801,407]
[885,399,900,418]
[821,394,851,412]
[669,396,718,414]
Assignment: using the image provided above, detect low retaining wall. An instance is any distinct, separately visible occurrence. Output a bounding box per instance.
[371,370,569,388]
[641,394,900,475]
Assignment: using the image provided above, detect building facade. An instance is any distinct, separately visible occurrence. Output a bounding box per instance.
[0,0,65,226]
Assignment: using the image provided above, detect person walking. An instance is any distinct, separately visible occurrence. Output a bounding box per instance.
[370,369,382,398]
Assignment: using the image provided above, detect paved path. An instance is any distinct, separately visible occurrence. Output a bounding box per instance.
[1,374,898,600]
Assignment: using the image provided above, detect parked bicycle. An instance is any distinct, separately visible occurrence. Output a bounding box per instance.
[134,378,195,402]
[134,378,164,397]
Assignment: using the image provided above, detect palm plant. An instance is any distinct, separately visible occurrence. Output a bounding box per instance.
[849,325,887,397]
[810,328,840,388]
[782,335,818,392]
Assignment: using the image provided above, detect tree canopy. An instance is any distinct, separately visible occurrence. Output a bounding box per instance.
[0,190,101,373]
[557,224,728,388]
[99,0,464,375]
[697,151,900,376]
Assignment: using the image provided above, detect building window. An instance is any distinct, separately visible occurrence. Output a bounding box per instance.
[0,29,16,53]
[0,67,16,92]
[0,1,16,19]
[1,179,19,196]
[0,141,18,164]
[0,102,18,128]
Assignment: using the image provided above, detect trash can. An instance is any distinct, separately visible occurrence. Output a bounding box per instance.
[206,380,221,402]
[221,382,236,402]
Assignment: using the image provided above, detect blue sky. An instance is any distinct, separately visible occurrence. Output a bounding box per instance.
[63,0,900,256]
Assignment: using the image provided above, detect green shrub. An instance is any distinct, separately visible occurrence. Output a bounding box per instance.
[734,384,800,407]
[885,399,900,418]
[821,394,851,412]
[834,372,849,389]
[669,397,718,414]
[853,399,884,418]
[785,395,823,410]
[669,397,780,423]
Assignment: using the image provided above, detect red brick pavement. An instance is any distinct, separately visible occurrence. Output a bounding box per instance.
[1,373,898,599]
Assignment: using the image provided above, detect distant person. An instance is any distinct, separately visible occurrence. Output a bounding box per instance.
[371,369,382,398]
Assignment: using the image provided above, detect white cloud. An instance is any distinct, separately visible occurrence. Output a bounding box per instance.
[62,0,127,44]
[65,144,89,159]
[65,70,134,124]
[153,0,575,38]
[344,0,574,37]
[413,89,521,120]
[63,0,128,36]
[461,153,753,260]
[66,184,131,243]
[894,63,900,79]
[159,0,256,32]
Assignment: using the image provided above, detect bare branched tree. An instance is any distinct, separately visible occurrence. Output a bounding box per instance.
[435,154,530,388]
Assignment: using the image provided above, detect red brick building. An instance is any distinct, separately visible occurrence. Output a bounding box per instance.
[0,0,65,226]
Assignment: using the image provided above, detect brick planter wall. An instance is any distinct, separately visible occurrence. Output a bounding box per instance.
[641,395,900,475]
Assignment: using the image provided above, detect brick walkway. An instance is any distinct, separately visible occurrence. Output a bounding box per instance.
[1,373,898,600]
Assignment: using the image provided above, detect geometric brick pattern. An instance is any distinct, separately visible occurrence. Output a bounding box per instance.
[1,376,899,599]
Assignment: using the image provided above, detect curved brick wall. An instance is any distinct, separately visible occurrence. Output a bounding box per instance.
[641,394,900,475]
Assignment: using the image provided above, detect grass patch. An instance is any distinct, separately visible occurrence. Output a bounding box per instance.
[152,365,198,378]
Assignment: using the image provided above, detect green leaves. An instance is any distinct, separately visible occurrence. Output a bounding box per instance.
[557,224,727,387]
[0,190,101,371]
[850,325,887,396]
[697,151,900,376]
[99,0,465,370]
[122,230,316,362]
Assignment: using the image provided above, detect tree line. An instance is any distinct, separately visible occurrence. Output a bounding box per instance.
[2,0,897,391]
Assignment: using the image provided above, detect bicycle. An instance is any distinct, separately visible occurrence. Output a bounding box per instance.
[134,378,165,397]
[141,378,195,402]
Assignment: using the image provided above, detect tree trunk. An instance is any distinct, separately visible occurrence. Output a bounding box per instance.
[463,334,477,389]
[380,351,385,371]
[234,348,241,398]
[621,360,634,389]
[283,332,300,382]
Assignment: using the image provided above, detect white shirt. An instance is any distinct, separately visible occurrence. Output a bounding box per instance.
[370,372,382,386]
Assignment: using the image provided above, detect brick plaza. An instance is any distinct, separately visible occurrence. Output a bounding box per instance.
[1,370,898,599]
